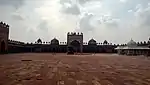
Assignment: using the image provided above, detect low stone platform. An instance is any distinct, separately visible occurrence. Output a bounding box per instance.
[0,53,150,85]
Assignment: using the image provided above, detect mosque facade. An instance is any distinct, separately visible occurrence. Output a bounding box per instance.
[0,21,150,55]
[7,32,117,53]
[0,21,9,53]
[115,39,150,56]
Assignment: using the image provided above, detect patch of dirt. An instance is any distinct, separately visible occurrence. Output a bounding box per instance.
[0,53,150,85]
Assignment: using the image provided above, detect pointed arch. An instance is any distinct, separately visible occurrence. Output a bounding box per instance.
[0,40,6,53]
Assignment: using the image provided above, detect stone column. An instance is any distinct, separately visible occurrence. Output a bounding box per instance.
[80,44,83,53]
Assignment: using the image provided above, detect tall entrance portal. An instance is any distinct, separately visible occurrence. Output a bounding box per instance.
[0,21,9,54]
[67,32,83,53]
[0,41,6,53]
[70,40,80,52]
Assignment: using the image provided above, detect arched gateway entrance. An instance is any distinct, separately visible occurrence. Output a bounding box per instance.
[67,32,83,53]
[0,41,6,53]
[70,40,81,52]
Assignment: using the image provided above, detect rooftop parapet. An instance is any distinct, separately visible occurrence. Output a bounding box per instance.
[0,21,9,29]
[67,32,83,36]
[8,39,25,44]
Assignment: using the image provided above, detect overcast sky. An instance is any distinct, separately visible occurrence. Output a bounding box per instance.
[0,0,150,44]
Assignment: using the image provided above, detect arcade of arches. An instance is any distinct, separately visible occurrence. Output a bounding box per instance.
[3,31,150,54]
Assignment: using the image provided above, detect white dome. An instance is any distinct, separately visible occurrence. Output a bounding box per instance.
[127,39,137,47]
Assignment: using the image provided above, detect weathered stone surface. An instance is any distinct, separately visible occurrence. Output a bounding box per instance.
[0,53,150,85]
[76,80,87,85]
[57,80,65,85]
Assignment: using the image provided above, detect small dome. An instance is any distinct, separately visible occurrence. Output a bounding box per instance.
[0,22,3,24]
[37,38,42,43]
[127,39,137,47]
[103,40,108,45]
[88,38,97,45]
[51,38,59,45]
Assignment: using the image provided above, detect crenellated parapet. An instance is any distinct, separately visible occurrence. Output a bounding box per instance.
[0,21,9,29]
[8,39,25,45]
[0,21,9,34]
[67,32,83,36]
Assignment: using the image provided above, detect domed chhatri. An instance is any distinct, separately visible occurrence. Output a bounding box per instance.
[88,38,97,45]
[103,40,108,45]
[37,38,42,44]
[127,39,137,47]
[51,38,59,45]
[115,38,150,56]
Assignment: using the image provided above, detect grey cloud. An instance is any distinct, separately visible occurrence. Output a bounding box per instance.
[103,18,119,28]
[60,0,102,15]
[25,28,38,42]
[78,0,91,4]
[78,13,119,32]
[123,3,150,42]
[11,14,24,21]
[37,20,49,31]
[0,0,24,8]
[1,0,150,43]
[79,13,94,31]
[60,0,80,15]
[60,0,71,5]
[62,5,80,15]
[134,4,150,27]
[78,0,101,4]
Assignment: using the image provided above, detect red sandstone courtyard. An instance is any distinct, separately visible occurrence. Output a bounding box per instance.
[0,53,150,85]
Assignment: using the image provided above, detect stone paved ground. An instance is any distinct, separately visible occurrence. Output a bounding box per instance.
[0,53,150,85]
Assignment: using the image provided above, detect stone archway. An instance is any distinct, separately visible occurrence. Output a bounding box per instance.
[70,40,81,53]
[0,41,6,53]
[67,32,83,53]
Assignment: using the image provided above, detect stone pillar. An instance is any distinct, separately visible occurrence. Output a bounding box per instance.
[80,44,83,53]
